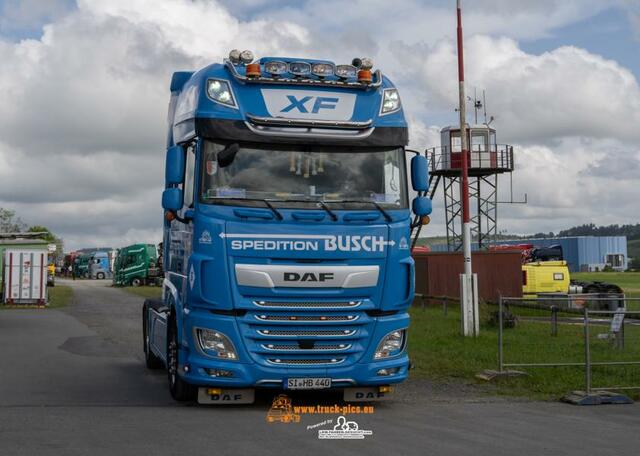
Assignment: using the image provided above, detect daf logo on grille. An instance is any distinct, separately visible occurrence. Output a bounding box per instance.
[284,272,334,282]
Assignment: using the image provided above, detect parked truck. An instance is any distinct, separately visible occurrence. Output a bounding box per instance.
[74,253,92,278]
[491,244,623,308]
[113,244,160,286]
[90,251,112,280]
[143,51,432,404]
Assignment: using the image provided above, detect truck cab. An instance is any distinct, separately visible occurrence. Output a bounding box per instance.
[144,51,432,404]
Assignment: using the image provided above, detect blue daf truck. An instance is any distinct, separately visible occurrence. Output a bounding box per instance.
[143,50,432,404]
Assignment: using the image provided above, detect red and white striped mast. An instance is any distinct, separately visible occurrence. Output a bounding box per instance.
[456,0,479,336]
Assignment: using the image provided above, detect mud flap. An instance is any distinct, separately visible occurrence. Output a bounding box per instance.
[343,386,393,402]
[197,388,255,405]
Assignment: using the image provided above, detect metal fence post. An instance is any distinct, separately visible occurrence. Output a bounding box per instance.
[551,305,558,337]
[498,296,504,372]
[584,307,591,395]
[443,297,448,316]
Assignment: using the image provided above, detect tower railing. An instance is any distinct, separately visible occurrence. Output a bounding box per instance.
[426,144,514,175]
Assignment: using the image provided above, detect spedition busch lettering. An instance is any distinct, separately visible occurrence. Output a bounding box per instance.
[229,235,390,252]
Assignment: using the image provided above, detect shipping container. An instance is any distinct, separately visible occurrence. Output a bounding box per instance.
[3,249,48,305]
[413,251,523,301]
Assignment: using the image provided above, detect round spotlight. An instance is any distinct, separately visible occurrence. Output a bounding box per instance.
[228,49,241,64]
[359,57,373,71]
[289,61,312,77]
[351,57,362,69]
[264,60,287,76]
[311,63,334,78]
[336,64,357,79]
[240,50,254,64]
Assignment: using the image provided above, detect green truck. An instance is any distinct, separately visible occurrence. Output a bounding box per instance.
[113,244,160,286]
[74,253,92,278]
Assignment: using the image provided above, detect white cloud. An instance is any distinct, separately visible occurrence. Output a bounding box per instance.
[0,0,639,249]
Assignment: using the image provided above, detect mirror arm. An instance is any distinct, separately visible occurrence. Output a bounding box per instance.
[166,210,192,224]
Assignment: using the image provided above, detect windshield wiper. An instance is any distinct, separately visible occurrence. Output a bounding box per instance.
[264,198,338,221]
[327,200,392,222]
[214,197,283,220]
[316,200,338,221]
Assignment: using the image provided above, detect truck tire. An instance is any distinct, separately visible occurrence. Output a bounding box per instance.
[97,272,105,280]
[132,278,142,287]
[167,319,195,402]
[142,303,163,369]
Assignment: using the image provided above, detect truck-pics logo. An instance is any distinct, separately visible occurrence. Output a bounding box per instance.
[266,395,301,424]
[221,233,395,253]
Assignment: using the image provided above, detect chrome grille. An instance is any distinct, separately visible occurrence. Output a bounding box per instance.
[254,300,361,309]
[254,314,358,322]
[257,329,356,337]
[261,343,351,351]
[267,358,345,365]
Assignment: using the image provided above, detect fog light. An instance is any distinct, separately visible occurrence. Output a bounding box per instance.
[378,385,393,393]
[207,388,222,396]
[376,367,400,376]
[205,368,234,378]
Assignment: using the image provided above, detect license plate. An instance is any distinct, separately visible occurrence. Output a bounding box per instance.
[286,377,331,390]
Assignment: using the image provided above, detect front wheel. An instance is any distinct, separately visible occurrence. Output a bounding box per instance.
[167,321,195,402]
[97,272,105,280]
[132,278,142,287]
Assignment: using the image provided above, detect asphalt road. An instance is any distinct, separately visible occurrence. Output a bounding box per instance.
[1,279,639,455]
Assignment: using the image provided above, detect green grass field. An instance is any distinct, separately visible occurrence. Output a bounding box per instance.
[408,304,640,399]
[122,286,162,299]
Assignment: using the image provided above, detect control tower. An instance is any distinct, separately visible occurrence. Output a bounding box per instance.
[426,124,514,251]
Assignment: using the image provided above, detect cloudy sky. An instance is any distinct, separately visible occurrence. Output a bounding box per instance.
[1,0,639,250]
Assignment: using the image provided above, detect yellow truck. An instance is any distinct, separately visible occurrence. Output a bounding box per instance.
[493,244,623,308]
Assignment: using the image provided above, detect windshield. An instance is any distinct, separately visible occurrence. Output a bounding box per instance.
[200,141,408,209]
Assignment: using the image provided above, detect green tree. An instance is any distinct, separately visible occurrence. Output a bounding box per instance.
[27,226,64,260]
[0,208,26,233]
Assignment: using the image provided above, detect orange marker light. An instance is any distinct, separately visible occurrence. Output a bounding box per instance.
[357,69,372,83]
[245,63,261,78]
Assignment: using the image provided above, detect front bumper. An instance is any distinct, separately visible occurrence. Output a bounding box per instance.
[178,308,410,388]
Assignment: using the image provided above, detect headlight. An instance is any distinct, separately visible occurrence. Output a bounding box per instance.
[196,328,238,360]
[311,63,334,78]
[374,329,406,359]
[206,79,236,107]
[381,88,401,115]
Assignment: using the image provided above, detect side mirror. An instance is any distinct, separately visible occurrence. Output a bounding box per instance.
[162,188,183,212]
[165,146,185,185]
[217,143,240,168]
[411,155,429,192]
[412,196,432,216]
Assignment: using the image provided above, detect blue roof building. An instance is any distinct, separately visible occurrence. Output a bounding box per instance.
[429,236,628,272]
